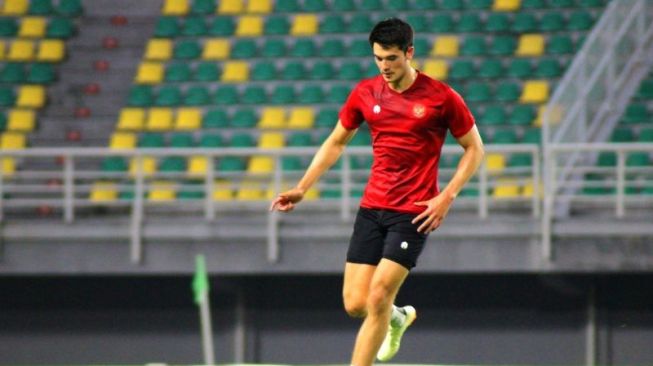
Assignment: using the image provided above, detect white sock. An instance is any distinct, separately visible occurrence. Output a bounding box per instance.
[390,305,406,327]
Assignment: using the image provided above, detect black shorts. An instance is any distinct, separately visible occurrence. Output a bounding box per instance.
[346,207,429,270]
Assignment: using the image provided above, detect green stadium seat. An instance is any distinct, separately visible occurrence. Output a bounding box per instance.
[320,39,345,57]
[209,17,234,36]
[101,157,128,172]
[282,156,304,171]
[456,13,483,32]
[231,109,257,128]
[568,11,594,31]
[154,17,179,37]
[352,156,372,169]
[47,18,74,38]
[350,132,371,146]
[328,85,351,104]
[495,82,520,102]
[170,133,194,148]
[27,63,55,84]
[251,63,277,81]
[582,173,613,195]
[413,38,430,57]
[270,85,295,104]
[276,0,300,12]
[265,16,290,35]
[191,0,215,14]
[521,0,546,8]
[467,0,492,9]
[450,60,475,80]
[213,86,238,105]
[333,0,355,10]
[184,86,210,106]
[489,36,516,56]
[348,14,374,33]
[492,129,518,144]
[199,134,223,147]
[465,82,491,103]
[218,156,246,171]
[580,0,604,7]
[178,185,204,200]
[155,86,182,106]
[638,128,653,142]
[349,39,370,57]
[510,105,536,126]
[610,127,634,142]
[360,0,382,10]
[0,63,26,83]
[128,86,153,107]
[298,84,324,104]
[508,153,532,167]
[57,0,83,16]
[387,0,409,10]
[160,157,186,172]
[287,132,313,146]
[241,85,267,104]
[432,0,457,9]
[534,58,561,78]
[261,39,286,58]
[282,61,306,80]
[461,36,487,56]
[522,128,541,143]
[338,62,363,80]
[550,0,574,7]
[182,16,207,36]
[621,104,649,124]
[291,39,316,57]
[548,35,574,54]
[508,59,533,78]
[139,133,164,148]
[480,105,506,125]
[626,152,650,167]
[512,13,538,33]
[321,15,345,34]
[478,59,504,78]
[194,62,220,81]
[229,133,255,147]
[303,0,326,11]
[30,0,54,15]
[316,108,338,128]
[485,13,510,32]
[364,61,379,78]
[597,152,616,166]
[635,78,653,99]
[540,12,565,32]
[406,15,428,32]
[165,63,192,82]
[431,14,454,33]
[174,40,201,59]
[232,39,257,58]
[203,109,229,129]
[0,18,17,37]
[310,61,334,80]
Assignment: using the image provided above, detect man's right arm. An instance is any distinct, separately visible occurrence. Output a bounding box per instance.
[270,121,358,212]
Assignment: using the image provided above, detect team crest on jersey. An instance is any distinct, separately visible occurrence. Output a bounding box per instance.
[413,104,426,118]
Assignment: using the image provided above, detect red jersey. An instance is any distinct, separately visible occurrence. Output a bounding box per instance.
[338,71,475,214]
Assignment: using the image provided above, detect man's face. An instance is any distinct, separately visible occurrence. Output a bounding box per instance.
[372,43,414,84]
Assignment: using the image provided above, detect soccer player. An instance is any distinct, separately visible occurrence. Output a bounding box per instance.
[270,18,484,366]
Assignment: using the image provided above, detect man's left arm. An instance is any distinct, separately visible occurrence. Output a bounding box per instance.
[412,125,485,233]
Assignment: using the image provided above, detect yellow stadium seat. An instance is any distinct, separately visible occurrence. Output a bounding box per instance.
[162,0,189,15]
[291,14,318,36]
[144,39,172,61]
[2,0,29,15]
[534,104,562,127]
[287,107,314,129]
[431,36,458,57]
[521,182,534,197]
[486,153,506,173]
[236,15,263,36]
[2,157,16,176]
[135,62,164,84]
[90,181,118,202]
[148,181,176,201]
[247,0,271,13]
[0,41,5,60]
[117,108,145,131]
[423,60,448,80]
[248,156,274,173]
[237,180,266,200]
[175,108,201,130]
[493,179,520,198]
[493,0,520,11]
[7,109,35,132]
[37,39,65,62]
[218,0,243,14]
[258,132,284,148]
[258,107,286,129]
[221,61,248,82]
[146,108,173,131]
[188,156,208,176]
[19,17,46,38]
[109,132,136,149]
[520,80,549,104]
[8,40,34,61]
[1,132,26,149]
[16,85,46,108]
[129,156,156,177]
[202,38,230,60]
[212,180,233,201]
[303,187,319,201]
[516,34,544,57]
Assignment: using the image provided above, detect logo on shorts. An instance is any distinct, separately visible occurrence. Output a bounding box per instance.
[413,104,425,118]
[400,241,409,250]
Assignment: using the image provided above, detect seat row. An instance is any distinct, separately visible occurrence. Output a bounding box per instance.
[0,17,76,38]
[0,0,82,16]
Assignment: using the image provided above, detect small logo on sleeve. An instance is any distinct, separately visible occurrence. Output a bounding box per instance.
[373,105,381,114]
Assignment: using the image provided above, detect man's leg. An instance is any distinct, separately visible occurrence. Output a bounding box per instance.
[342,262,377,318]
[350,258,409,366]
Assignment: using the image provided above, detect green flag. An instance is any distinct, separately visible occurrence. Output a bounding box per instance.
[192,254,209,305]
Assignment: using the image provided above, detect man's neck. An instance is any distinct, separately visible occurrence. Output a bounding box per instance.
[388,67,418,93]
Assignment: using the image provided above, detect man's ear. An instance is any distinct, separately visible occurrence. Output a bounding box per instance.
[405,46,415,60]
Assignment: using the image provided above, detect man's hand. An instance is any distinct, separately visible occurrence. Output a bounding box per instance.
[412,193,455,234]
[269,188,305,212]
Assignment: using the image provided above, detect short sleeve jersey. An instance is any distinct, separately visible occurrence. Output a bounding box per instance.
[339,71,475,214]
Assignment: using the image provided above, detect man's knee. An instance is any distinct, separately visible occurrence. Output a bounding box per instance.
[343,294,367,318]
[366,284,393,315]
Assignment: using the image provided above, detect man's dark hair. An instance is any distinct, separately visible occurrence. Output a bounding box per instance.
[368,18,414,53]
